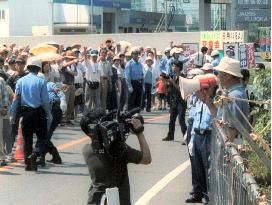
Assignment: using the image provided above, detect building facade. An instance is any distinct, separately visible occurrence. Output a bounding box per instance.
[0,0,270,37]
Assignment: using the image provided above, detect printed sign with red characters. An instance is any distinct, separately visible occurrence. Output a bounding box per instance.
[200,31,244,50]
[246,43,255,69]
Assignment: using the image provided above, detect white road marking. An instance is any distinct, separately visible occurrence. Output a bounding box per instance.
[134,159,190,205]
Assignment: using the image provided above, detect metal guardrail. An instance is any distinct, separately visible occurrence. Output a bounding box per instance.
[208,92,271,205]
[209,120,267,205]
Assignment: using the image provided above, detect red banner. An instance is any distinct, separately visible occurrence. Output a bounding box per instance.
[246,43,255,69]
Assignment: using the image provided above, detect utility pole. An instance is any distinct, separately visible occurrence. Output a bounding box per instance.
[90,0,93,32]
[165,0,167,32]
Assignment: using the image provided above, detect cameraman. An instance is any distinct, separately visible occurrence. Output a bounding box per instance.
[81,108,151,205]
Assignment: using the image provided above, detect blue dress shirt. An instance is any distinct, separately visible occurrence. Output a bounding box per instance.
[125,59,143,89]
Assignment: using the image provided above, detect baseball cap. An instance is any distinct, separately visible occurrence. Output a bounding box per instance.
[90,49,99,57]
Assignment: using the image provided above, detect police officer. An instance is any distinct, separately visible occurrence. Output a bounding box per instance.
[125,47,143,111]
[37,72,66,165]
[10,57,50,171]
[185,84,217,204]
[162,61,187,141]
[184,69,204,198]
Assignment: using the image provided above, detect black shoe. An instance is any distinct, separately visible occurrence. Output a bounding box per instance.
[185,196,202,203]
[25,154,38,171]
[162,136,174,141]
[47,147,62,164]
[37,155,46,167]
[189,191,194,195]
[181,141,186,145]
[146,109,151,112]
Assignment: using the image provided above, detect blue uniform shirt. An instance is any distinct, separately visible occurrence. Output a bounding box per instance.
[160,56,168,73]
[125,59,143,89]
[191,99,213,136]
[11,72,50,117]
[217,84,249,130]
[187,94,198,120]
[47,82,66,103]
[165,56,189,75]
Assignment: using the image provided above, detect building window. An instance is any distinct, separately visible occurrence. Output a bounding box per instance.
[0,10,5,21]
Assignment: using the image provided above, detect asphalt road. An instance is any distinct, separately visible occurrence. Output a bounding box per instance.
[0,110,197,205]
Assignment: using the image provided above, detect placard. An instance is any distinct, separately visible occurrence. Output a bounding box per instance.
[182,43,199,57]
[200,31,244,50]
[259,27,271,60]
[246,43,255,69]
[239,43,247,69]
[223,43,239,60]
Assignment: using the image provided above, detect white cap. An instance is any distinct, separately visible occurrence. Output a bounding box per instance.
[211,50,219,57]
[187,68,204,76]
[201,63,213,71]
[170,47,183,56]
[27,57,42,69]
[164,47,171,53]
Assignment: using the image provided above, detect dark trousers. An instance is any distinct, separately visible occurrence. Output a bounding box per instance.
[45,103,63,153]
[192,133,211,198]
[128,80,143,111]
[186,119,200,193]
[167,100,187,138]
[21,107,47,160]
[119,79,127,111]
[141,83,152,111]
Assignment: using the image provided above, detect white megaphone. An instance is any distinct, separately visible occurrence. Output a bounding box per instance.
[179,74,219,99]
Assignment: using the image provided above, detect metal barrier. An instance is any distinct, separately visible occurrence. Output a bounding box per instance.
[208,103,270,205]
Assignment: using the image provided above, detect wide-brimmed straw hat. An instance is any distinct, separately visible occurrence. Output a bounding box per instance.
[214,57,243,78]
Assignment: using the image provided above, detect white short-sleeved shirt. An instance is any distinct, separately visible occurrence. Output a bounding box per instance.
[83,60,103,83]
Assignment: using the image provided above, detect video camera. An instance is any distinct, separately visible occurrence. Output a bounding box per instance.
[80,107,144,158]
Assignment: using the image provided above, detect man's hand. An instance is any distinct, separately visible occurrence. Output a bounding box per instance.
[128,87,133,93]
[131,118,142,131]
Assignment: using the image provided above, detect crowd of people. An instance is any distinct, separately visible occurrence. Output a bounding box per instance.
[0,38,260,203]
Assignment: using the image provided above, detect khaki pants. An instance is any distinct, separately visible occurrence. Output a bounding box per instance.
[100,79,109,110]
[0,115,5,160]
[62,84,75,121]
[85,85,101,109]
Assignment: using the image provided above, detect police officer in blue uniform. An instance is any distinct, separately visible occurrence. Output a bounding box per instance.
[185,85,217,204]
[125,47,143,111]
[11,57,50,171]
[184,68,204,200]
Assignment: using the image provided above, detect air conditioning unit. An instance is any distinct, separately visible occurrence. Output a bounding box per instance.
[53,25,96,35]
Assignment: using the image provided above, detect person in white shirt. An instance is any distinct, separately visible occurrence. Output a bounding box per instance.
[193,47,208,68]
[74,61,86,115]
[83,49,103,109]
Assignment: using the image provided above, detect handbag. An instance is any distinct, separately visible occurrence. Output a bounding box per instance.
[87,81,100,89]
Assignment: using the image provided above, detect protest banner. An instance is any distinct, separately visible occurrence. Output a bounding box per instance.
[246,43,255,69]
[224,43,239,60]
[239,43,248,69]
[200,31,244,50]
[259,27,271,60]
[182,43,199,57]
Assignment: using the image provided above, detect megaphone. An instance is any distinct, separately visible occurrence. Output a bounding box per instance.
[179,74,219,99]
